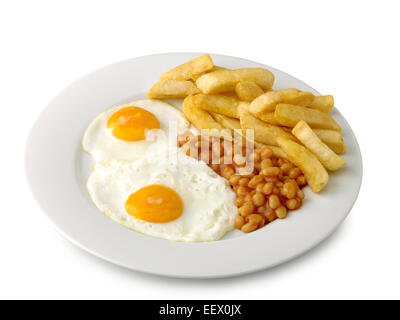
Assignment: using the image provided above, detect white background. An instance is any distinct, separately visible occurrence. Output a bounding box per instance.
[1,0,399,300]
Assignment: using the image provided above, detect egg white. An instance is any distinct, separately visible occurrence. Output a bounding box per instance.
[86,150,237,242]
[82,99,190,162]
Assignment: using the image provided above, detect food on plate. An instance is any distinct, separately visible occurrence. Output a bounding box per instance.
[87,152,237,242]
[83,53,349,239]
[177,133,307,233]
[160,54,214,81]
[192,66,228,81]
[313,129,346,154]
[210,112,242,130]
[277,137,329,193]
[249,88,315,116]
[235,81,264,101]
[292,121,346,171]
[255,111,281,125]
[82,99,189,162]
[196,68,274,94]
[190,93,240,119]
[308,95,334,113]
[147,79,200,99]
[239,109,296,146]
[275,103,342,131]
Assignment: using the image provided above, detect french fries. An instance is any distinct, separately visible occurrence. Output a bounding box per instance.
[160,54,214,81]
[147,79,200,99]
[249,88,315,116]
[192,66,228,81]
[196,68,274,94]
[235,81,264,101]
[292,121,346,171]
[277,137,329,193]
[256,111,281,125]
[313,129,346,154]
[308,95,334,113]
[210,112,241,130]
[275,104,342,131]
[182,95,232,139]
[240,110,295,146]
[191,93,240,119]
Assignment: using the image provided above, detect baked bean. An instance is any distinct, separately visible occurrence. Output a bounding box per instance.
[265,210,277,222]
[229,174,241,186]
[264,176,279,184]
[241,222,258,233]
[297,189,305,200]
[260,147,273,159]
[210,164,220,172]
[269,194,281,209]
[262,182,274,195]
[289,167,302,179]
[248,213,263,225]
[280,162,292,174]
[235,216,245,229]
[283,182,297,199]
[256,182,265,193]
[254,162,262,171]
[252,192,265,206]
[253,151,261,163]
[261,167,281,176]
[248,175,264,188]
[257,205,266,214]
[261,158,273,170]
[276,181,283,188]
[286,198,298,210]
[236,186,250,197]
[240,201,255,216]
[276,206,287,219]
[238,177,250,187]
[296,175,307,187]
[233,154,246,167]
[273,187,280,195]
[222,166,234,179]
[235,197,245,208]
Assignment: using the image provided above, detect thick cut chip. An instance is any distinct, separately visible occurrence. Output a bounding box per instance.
[182,95,231,139]
[292,121,346,171]
[249,88,315,116]
[308,95,334,113]
[191,93,240,119]
[277,137,329,193]
[147,80,200,99]
[313,129,346,154]
[192,66,228,81]
[235,81,264,101]
[196,68,274,94]
[256,111,281,125]
[240,110,296,146]
[160,54,214,81]
[275,104,342,131]
[211,112,241,130]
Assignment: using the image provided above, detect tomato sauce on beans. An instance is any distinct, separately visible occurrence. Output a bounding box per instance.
[178,133,307,233]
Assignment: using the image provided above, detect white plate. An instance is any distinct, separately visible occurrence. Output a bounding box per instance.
[25,53,362,278]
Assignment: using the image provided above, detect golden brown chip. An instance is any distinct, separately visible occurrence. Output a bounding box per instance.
[313,129,346,154]
[196,68,274,94]
[147,79,200,99]
[275,104,341,131]
[308,95,334,113]
[277,137,329,193]
[160,54,214,81]
[192,66,228,81]
[240,109,296,146]
[191,93,240,119]
[210,112,241,130]
[235,81,264,102]
[255,111,281,125]
[249,88,315,116]
[292,121,346,171]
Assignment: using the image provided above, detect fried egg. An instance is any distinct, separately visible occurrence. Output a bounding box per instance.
[82,99,190,162]
[86,150,237,242]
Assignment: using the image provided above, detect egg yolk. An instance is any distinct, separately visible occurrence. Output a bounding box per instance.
[107,107,160,141]
[125,185,183,223]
